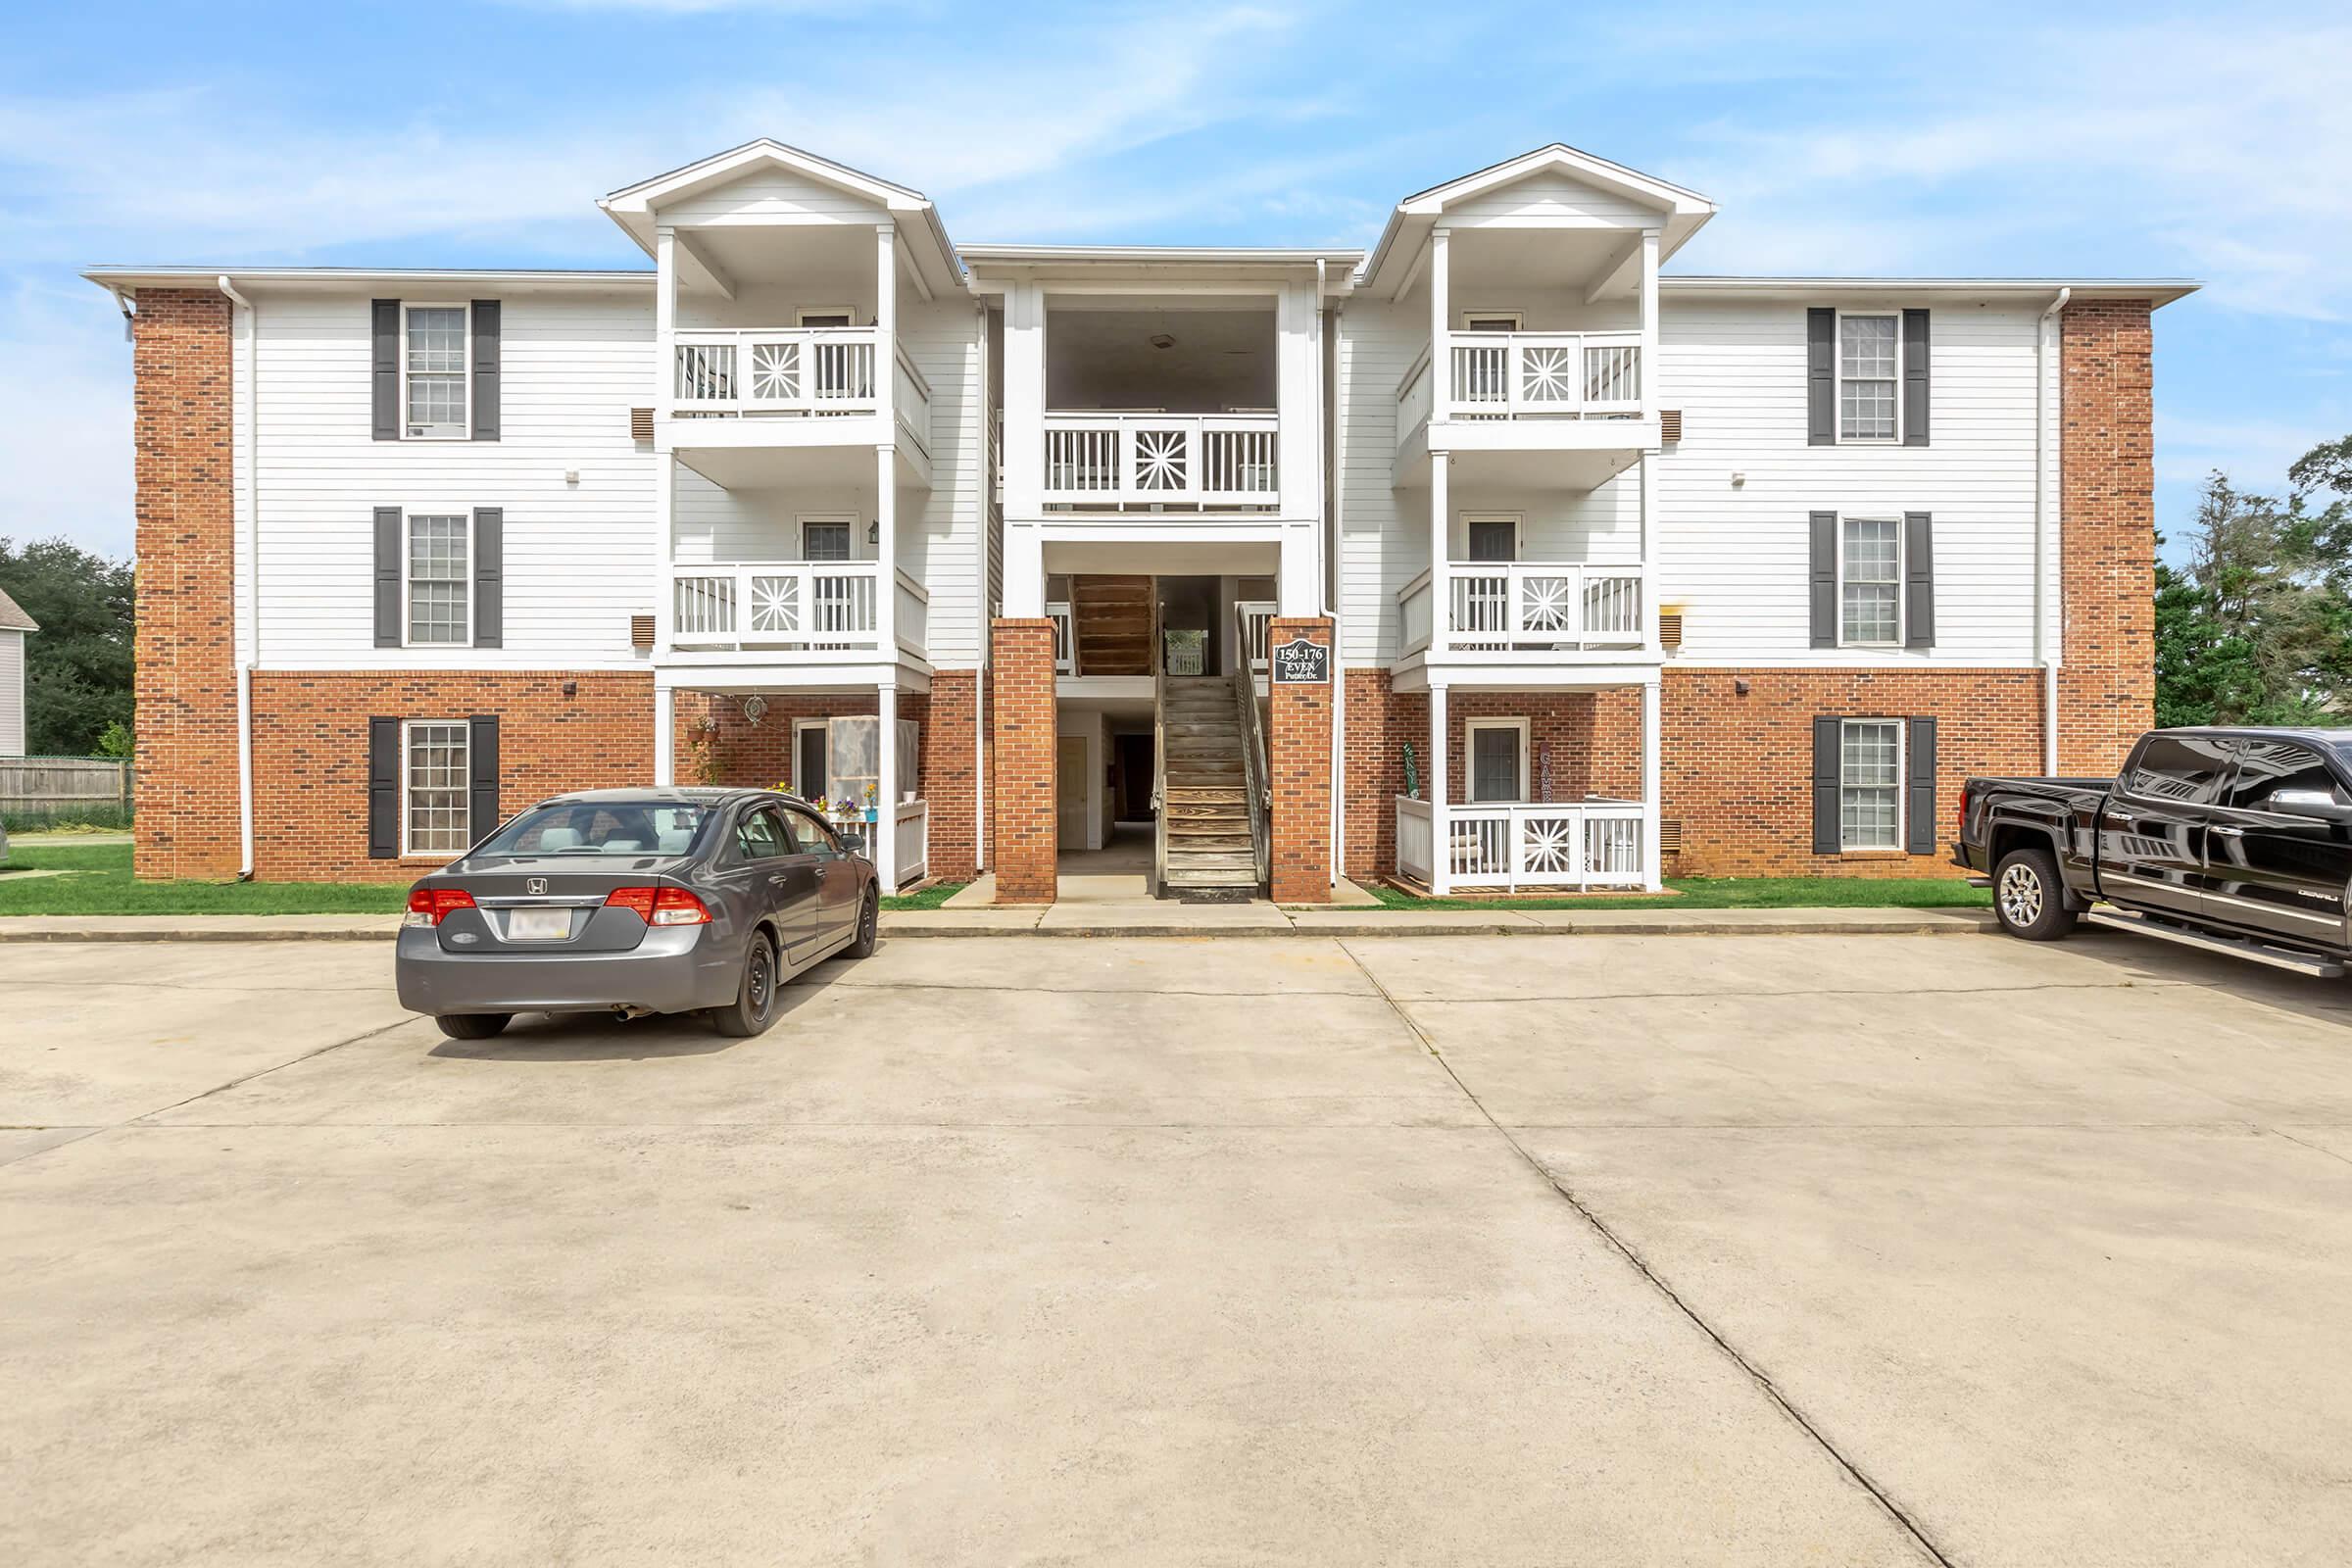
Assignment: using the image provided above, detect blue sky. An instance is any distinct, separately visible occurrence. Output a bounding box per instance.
[5,0,2346,560]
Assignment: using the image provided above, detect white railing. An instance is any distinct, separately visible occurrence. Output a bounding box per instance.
[1396,347,1434,444]
[671,327,880,416]
[1396,796,1434,886]
[894,569,929,658]
[1041,413,1280,507]
[1408,799,1645,891]
[1446,563,1645,650]
[892,343,933,457]
[669,563,892,654]
[1046,600,1076,674]
[1419,330,1644,425]
[1238,600,1276,678]
[1397,569,1433,656]
[893,799,928,889]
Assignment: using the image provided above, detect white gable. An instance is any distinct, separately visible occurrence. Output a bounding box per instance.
[1440,168,1668,229]
[656,165,888,228]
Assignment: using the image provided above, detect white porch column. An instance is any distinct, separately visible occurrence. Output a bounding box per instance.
[875,444,898,657]
[1428,453,1449,659]
[874,221,898,427]
[654,227,677,422]
[1002,282,1046,517]
[1641,676,1663,894]
[654,454,674,658]
[1428,226,1450,416]
[1428,682,1449,896]
[1002,518,1045,618]
[1639,226,1660,417]
[876,682,899,892]
[1638,452,1655,655]
[652,683,675,787]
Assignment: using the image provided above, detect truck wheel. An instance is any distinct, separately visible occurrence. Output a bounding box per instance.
[1992,847,2077,941]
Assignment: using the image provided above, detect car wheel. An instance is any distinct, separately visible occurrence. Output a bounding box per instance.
[437,1012,512,1041]
[1992,846,2077,941]
[710,931,780,1037]
[847,889,879,959]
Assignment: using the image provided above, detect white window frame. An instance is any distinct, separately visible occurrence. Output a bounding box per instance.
[1838,717,1904,853]
[1835,310,1901,445]
[1836,513,1904,649]
[400,718,471,859]
[1459,309,1523,332]
[796,306,857,328]
[400,302,470,442]
[1464,716,1533,805]
[401,510,474,649]
[798,513,859,563]
[793,718,830,800]
[1458,510,1526,562]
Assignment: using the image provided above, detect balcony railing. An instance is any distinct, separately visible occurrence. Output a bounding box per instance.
[1046,600,1076,674]
[1041,413,1279,508]
[1238,600,1276,678]
[668,562,927,659]
[1397,797,1645,891]
[1397,563,1647,656]
[892,799,929,889]
[1396,331,1643,444]
[674,327,878,415]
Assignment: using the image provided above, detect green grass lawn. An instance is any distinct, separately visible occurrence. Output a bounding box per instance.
[881,881,967,911]
[1363,875,1990,912]
[0,842,408,914]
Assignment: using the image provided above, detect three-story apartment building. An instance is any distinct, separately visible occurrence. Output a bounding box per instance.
[93,141,2188,902]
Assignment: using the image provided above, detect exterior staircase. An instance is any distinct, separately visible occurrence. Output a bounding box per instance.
[1071,574,1153,676]
[1158,676,1260,898]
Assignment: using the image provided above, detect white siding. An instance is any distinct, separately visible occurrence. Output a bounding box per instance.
[658,170,887,228]
[899,296,985,665]
[0,630,24,756]
[1335,295,1423,663]
[1444,171,1663,229]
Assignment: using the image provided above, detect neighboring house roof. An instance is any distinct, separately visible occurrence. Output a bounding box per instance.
[0,586,37,632]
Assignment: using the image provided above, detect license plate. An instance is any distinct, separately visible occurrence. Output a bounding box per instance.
[507,906,572,942]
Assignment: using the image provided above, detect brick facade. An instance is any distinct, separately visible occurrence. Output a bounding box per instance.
[1265,617,1334,903]
[989,619,1058,903]
[2059,299,2157,774]
[131,289,241,880]
[1341,670,1425,884]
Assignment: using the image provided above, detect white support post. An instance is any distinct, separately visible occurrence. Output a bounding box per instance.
[653,684,675,787]
[1002,519,1045,618]
[876,683,900,892]
[1641,677,1663,894]
[875,444,898,657]
[874,222,898,427]
[1638,452,1655,655]
[1002,282,1046,517]
[1428,454,1449,660]
[1428,682,1449,896]
[1428,227,1451,418]
[655,227,677,421]
[1639,227,1660,417]
[654,454,674,659]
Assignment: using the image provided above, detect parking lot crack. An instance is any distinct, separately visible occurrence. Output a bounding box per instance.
[1336,939,1957,1568]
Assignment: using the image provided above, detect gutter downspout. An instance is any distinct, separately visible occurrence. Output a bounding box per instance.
[219,276,258,879]
[974,300,990,872]
[1319,259,1344,891]
[2035,286,2069,775]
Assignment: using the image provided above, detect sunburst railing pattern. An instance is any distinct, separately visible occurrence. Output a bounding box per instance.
[1040,413,1280,507]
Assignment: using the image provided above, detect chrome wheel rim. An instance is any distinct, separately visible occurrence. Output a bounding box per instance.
[1998,863,2043,927]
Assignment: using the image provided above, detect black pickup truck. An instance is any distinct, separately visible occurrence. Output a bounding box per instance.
[1955,727,2352,974]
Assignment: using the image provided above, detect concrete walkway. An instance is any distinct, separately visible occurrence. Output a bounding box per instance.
[0,904,1994,942]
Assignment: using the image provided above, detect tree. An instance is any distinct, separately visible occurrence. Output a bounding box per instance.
[0,537,134,756]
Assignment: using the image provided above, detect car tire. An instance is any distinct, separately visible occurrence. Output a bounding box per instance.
[846,889,879,959]
[710,931,780,1037]
[437,1012,512,1041]
[1992,846,2077,941]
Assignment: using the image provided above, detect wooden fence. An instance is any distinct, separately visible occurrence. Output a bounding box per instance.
[1,757,134,816]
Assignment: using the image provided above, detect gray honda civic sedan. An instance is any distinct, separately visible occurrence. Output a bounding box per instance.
[395,787,880,1040]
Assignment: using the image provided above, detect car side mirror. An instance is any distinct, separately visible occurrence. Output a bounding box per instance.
[2269,787,2352,823]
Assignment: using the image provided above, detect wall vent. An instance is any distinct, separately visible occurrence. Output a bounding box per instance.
[629,407,655,442]
[1658,409,1683,443]
[1657,609,1686,651]
[1660,819,1683,854]
[629,613,656,650]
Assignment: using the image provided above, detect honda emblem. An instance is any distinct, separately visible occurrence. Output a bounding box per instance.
[526,877,548,896]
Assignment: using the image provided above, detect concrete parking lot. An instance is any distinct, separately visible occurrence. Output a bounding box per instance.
[4,926,2351,1565]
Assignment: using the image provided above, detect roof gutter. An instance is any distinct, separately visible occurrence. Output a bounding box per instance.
[219,275,259,880]
[2036,286,2071,775]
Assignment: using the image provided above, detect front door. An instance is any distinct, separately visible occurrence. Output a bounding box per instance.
[1468,723,1524,803]
[1057,736,1091,852]
[2204,740,2352,947]
[2100,733,2230,920]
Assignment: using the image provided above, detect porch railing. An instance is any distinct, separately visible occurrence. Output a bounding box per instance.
[892,342,933,457]
[1232,601,1272,895]
[893,799,929,889]
[1397,563,1647,655]
[669,563,898,655]
[1046,600,1076,674]
[671,326,881,416]
[1396,331,1643,441]
[1041,412,1280,507]
[1238,600,1277,680]
[894,569,929,658]
[1398,797,1645,891]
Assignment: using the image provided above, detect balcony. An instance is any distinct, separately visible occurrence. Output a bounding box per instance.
[662,327,932,477]
[667,562,927,663]
[1395,330,1655,492]
[1396,797,1647,892]
[1397,562,1649,663]
[1040,413,1280,510]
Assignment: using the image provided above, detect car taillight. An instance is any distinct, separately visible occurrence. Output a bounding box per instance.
[405,886,477,927]
[1957,783,1970,832]
[603,886,711,926]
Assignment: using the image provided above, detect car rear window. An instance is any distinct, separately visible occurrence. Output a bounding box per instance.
[2124,735,2231,805]
[474,802,710,858]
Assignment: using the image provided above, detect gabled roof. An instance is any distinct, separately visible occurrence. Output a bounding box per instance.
[0,586,36,632]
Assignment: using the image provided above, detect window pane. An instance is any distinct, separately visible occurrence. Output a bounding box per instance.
[1838,317,1897,441]
[1839,379,1895,440]
[1470,726,1521,802]
[407,514,469,644]
[406,722,470,856]
[803,522,853,562]
[1839,518,1899,643]
[2222,743,2344,812]
[406,308,467,435]
[1839,719,1900,850]
[2127,735,2231,804]
[1839,316,1896,377]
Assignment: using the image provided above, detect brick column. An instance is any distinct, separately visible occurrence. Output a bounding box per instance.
[916,670,981,882]
[1266,617,1334,903]
[130,288,242,881]
[990,618,1057,904]
[2058,299,2156,775]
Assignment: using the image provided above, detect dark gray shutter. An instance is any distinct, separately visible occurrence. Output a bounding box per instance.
[1904,511,1936,650]
[1812,716,1843,856]
[368,717,400,858]
[472,507,503,648]
[467,715,501,848]
[469,300,500,441]
[1806,307,1835,445]
[373,507,403,647]
[1901,308,1930,447]
[1906,717,1937,855]
[1809,510,1838,648]
[371,300,400,441]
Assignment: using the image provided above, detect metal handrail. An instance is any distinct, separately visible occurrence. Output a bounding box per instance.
[1151,587,1168,899]
[1231,601,1272,895]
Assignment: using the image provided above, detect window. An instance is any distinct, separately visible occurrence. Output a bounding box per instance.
[406,514,470,645]
[2224,743,2348,814]
[783,804,845,858]
[477,801,709,858]
[802,518,854,562]
[403,721,470,857]
[1839,719,1902,850]
[1463,514,1520,564]
[1838,313,1898,442]
[1839,516,1901,645]
[403,305,468,438]
[796,307,856,327]
[733,807,792,860]
[1460,311,1522,331]
[2125,735,2231,804]
[1466,718,1530,804]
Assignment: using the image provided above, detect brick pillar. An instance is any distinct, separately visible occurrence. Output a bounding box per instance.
[990,619,1057,903]
[918,669,981,882]
[131,288,242,881]
[2058,299,2156,775]
[1266,617,1334,903]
